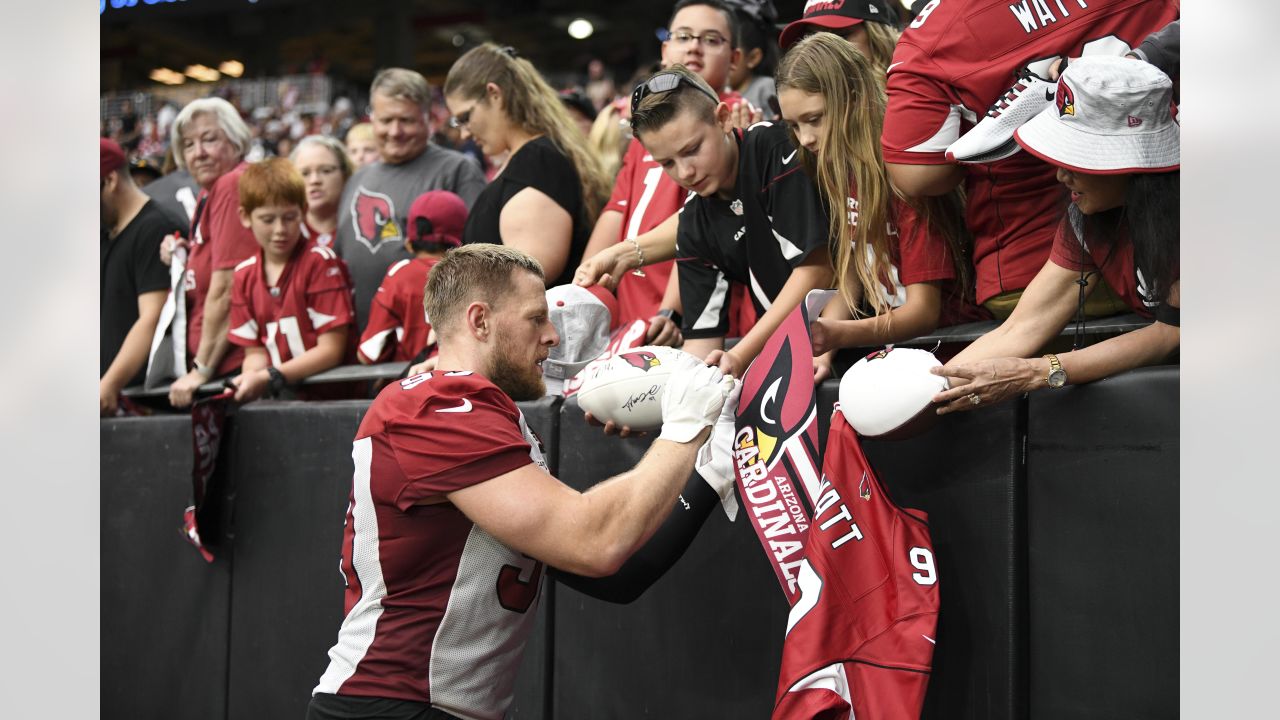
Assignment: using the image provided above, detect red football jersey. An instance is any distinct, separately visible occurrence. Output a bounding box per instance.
[850,192,991,328]
[227,243,354,367]
[358,256,439,364]
[883,0,1178,303]
[313,371,548,719]
[1048,209,1167,319]
[184,162,259,376]
[773,411,940,720]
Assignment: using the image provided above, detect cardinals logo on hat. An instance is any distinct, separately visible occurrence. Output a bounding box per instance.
[1056,78,1076,117]
[352,188,400,252]
[865,347,890,361]
[619,350,662,371]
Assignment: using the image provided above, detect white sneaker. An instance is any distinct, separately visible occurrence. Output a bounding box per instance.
[947,69,1055,164]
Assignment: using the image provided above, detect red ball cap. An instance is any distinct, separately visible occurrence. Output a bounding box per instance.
[101,138,126,179]
[407,190,468,247]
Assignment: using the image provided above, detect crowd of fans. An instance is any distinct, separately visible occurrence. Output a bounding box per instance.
[101,0,1180,417]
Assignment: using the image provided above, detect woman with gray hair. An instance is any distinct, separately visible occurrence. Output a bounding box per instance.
[290,134,354,248]
[158,96,261,408]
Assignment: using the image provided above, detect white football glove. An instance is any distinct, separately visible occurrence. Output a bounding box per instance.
[657,363,733,444]
[694,378,742,521]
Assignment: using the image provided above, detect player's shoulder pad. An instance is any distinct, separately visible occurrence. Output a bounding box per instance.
[234,255,258,273]
[386,258,412,277]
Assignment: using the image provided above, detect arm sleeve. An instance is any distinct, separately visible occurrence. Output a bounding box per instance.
[451,157,488,209]
[882,54,959,166]
[305,248,355,334]
[390,384,533,509]
[226,269,260,348]
[133,212,181,295]
[676,218,731,339]
[208,173,261,270]
[893,199,956,286]
[745,125,828,267]
[1047,213,1095,273]
[550,470,717,604]
[764,172,830,268]
[1135,20,1179,78]
[358,278,402,363]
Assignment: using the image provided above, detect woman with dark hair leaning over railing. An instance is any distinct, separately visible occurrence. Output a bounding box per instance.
[930,56,1180,414]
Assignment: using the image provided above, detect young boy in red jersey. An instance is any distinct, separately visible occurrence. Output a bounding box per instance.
[227,158,355,402]
[356,190,467,365]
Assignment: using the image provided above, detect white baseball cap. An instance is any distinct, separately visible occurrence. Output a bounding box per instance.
[1014,55,1179,174]
[542,284,619,396]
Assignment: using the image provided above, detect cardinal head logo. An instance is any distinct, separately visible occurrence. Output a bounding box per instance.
[619,350,662,371]
[1056,78,1076,117]
[351,188,401,252]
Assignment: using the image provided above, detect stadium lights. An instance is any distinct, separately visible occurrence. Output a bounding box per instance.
[184,64,222,82]
[567,18,593,40]
[219,60,244,78]
[149,68,185,85]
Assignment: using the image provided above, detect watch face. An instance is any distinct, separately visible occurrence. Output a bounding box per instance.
[1047,369,1067,388]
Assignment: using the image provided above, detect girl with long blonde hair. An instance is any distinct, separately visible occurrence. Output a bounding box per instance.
[775,32,985,369]
[444,43,612,286]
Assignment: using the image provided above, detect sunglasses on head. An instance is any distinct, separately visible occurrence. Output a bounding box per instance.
[630,71,721,116]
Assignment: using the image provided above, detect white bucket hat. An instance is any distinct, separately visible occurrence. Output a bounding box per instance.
[542,284,618,396]
[1014,55,1179,174]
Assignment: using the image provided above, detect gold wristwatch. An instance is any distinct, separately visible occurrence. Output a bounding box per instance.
[1044,353,1067,389]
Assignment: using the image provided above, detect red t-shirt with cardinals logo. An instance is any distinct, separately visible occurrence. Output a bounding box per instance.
[227,243,355,366]
[883,0,1178,303]
[313,370,548,720]
[358,256,440,364]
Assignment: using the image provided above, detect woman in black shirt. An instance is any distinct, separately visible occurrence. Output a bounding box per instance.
[445,44,611,287]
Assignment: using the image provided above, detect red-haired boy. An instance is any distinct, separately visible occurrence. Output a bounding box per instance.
[356,190,467,365]
[227,158,354,402]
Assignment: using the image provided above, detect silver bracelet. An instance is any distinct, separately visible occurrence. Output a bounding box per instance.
[194,360,214,379]
[626,238,646,277]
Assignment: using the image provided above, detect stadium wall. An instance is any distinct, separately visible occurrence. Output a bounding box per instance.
[101,366,1179,719]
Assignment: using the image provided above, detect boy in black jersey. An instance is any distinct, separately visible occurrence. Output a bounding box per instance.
[628,65,833,378]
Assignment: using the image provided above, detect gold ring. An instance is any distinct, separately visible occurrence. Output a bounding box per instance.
[968,393,981,405]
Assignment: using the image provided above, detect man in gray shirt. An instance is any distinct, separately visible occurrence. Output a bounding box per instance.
[335,68,487,331]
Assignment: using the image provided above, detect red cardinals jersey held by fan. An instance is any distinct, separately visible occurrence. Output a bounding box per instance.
[227,243,354,367]
[773,411,940,720]
[850,192,990,328]
[883,0,1178,303]
[358,256,439,363]
[314,371,549,719]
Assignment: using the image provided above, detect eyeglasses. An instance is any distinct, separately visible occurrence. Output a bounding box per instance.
[448,104,476,130]
[630,71,721,116]
[657,29,729,49]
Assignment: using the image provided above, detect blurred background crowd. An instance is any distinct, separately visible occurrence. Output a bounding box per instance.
[100,0,1179,416]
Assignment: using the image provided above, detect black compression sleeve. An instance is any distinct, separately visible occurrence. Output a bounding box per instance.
[550,471,719,604]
